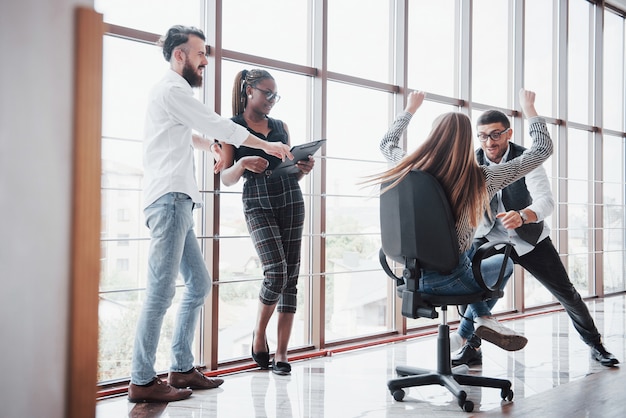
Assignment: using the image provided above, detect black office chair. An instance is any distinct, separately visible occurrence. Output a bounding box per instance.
[379,170,514,412]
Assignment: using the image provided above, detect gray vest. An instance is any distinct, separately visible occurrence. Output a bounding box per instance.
[475,143,544,245]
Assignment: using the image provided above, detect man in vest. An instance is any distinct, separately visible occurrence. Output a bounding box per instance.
[449,109,619,368]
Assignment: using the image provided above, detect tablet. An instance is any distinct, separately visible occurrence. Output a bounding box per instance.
[270,139,326,177]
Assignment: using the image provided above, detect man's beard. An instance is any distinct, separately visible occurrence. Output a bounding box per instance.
[182,60,203,87]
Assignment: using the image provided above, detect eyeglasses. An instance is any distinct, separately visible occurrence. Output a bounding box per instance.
[477,128,510,142]
[252,86,281,102]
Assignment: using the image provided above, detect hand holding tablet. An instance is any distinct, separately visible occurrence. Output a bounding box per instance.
[270,139,326,177]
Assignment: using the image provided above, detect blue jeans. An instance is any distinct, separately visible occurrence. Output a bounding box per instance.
[419,248,513,340]
[131,193,211,385]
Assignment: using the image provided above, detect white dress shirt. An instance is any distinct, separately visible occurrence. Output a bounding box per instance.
[484,144,554,256]
[142,69,249,209]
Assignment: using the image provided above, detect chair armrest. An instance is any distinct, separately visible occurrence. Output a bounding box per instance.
[379,248,404,285]
[471,241,514,292]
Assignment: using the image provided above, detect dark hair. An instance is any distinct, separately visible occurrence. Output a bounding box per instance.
[476,109,510,129]
[231,68,274,116]
[158,25,206,62]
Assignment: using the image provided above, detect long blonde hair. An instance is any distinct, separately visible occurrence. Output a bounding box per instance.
[372,112,488,227]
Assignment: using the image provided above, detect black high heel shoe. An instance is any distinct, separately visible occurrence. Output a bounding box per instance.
[271,359,291,375]
[251,332,270,369]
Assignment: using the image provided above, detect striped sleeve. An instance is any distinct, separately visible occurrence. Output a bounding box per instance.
[483,117,553,198]
[379,111,412,163]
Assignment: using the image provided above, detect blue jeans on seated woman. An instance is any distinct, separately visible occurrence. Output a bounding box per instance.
[131,192,211,385]
[418,247,514,339]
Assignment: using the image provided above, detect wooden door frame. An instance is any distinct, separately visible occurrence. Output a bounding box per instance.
[67,7,103,418]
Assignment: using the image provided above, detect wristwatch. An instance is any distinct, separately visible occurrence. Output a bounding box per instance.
[517,210,528,224]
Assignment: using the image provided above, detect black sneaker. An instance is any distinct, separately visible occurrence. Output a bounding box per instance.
[467,333,482,348]
[451,343,482,366]
[591,343,619,367]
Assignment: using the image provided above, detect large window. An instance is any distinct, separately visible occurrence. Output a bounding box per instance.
[568,0,593,125]
[567,128,592,296]
[525,0,555,118]
[95,0,626,385]
[97,0,202,34]
[325,82,390,341]
[99,35,167,381]
[407,0,457,97]
[604,7,625,131]
[472,0,510,107]
[603,132,626,293]
[222,0,310,65]
[327,0,394,82]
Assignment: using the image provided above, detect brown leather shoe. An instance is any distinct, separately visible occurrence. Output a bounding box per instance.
[128,378,192,403]
[169,368,224,390]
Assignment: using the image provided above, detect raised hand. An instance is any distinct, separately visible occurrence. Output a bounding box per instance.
[295,155,315,175]
[405,91,426,114]
[519,88,538,118]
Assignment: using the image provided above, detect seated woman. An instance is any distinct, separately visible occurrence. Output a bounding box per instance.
[374,88,553,351]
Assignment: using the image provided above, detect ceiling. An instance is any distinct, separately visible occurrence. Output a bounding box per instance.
[607,0,626,12]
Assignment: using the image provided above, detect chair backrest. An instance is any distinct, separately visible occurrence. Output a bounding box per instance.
[380,170,459,273]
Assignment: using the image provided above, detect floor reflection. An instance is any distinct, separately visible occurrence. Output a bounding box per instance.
[96,294,625,417]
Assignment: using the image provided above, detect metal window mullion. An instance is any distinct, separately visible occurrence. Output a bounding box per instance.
[200,0,221,371]
[556,0,569,261]
[310,0,327,350]
[389,0,409,335]
[459,0,472,114]
[593,1,605,295]
[512,0,526,313]
[512,0,524,110]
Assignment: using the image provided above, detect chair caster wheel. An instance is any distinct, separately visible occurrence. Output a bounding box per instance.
[501,388,514,401]
[392,389,405,401]
[461,400,474,412]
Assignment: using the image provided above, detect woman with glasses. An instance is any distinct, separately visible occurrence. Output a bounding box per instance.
[219,69,315,375]
[374,88,553,352]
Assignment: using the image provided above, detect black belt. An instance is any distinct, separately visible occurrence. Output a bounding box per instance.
[246,170,274,179]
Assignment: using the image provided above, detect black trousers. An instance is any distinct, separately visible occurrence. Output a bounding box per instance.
[474,237,602,346]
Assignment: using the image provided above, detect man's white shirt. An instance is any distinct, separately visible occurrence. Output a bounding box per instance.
[142,69,249,209]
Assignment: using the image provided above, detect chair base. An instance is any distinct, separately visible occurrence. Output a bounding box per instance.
[387,324,513,412]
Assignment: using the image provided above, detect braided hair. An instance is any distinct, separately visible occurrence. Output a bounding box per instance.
[231,68,274,116]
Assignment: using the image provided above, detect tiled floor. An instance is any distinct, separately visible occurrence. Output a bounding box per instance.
[97,294,625,417]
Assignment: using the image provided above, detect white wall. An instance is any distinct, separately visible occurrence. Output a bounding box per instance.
[0,1,92,417]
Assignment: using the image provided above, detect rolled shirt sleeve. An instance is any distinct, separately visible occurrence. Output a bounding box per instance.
[524,164,554,221]
[165,81,249,147]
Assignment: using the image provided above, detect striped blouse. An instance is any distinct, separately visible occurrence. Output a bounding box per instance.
[379,111,553,252]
